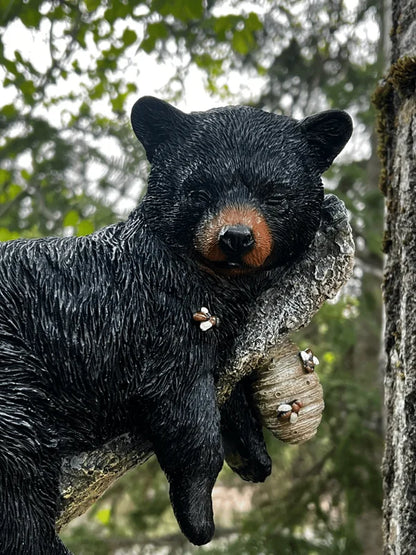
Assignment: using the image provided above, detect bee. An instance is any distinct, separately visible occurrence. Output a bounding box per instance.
[299,348,320,373]
[277,399,303,424]
[192,306,220,331]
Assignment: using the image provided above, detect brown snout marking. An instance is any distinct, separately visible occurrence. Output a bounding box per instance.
[195,205,273,270]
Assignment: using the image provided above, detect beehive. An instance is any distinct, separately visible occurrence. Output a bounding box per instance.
[251,340,324,444]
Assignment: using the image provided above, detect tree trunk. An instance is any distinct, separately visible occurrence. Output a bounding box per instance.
[57,194,355,530]
[374,1,416,551]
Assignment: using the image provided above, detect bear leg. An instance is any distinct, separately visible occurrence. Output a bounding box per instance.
[221,380,272,482]
[0,462,70,555]
[141,372,223,546]
[0,370,69,554]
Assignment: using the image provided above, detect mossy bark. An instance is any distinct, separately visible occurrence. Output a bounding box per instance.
[57,194,354,531]
[375,2,416,552]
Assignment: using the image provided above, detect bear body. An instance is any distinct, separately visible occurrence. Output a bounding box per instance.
[0,97,352,553]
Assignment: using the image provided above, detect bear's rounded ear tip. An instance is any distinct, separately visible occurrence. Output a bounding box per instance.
[301,109,353,132]
[130,97,185,160]
[131,96,161,117]
[336,110,353,136]
[299,109,353,172]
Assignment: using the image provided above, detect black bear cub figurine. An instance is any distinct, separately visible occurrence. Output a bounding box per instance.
[0,97,352,553]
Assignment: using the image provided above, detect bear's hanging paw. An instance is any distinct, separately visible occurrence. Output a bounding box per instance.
[168,473,218,546]
[223,440,271,483]
[148,373,224,546]
[221,380,271,482]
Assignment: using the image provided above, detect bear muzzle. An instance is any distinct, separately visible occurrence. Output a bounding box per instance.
[218,224,255,258]
[194,205,274,275]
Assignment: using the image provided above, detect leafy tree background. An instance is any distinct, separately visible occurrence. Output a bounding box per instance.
[0,1,384,553]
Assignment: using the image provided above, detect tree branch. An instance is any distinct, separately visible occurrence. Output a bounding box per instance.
[57,193,354,531]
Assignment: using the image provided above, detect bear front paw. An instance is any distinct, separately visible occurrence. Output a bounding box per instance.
[225,447,271,483]
[169,479,216,545]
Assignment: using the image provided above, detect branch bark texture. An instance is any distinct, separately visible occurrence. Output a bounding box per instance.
[375,3,416,551]
[57,193,354,530]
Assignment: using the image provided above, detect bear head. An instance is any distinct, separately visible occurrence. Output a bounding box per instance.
[131,97,352,276]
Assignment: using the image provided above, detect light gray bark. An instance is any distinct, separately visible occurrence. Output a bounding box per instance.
[57,193,354,530]
[376,2,416,552]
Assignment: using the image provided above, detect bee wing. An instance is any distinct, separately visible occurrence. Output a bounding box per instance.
[300,350,310,362]
[277,404,292,413]
[200,320,213,331]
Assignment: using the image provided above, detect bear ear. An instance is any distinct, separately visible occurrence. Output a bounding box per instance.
[131,96,189,162]
[299,110,353,173]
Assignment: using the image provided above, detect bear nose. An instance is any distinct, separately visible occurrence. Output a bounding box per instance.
[218,225,255,256]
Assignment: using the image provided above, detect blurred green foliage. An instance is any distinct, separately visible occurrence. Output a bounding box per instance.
[0,1,384,553]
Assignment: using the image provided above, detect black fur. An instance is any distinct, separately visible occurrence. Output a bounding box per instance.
[0,97,352,553]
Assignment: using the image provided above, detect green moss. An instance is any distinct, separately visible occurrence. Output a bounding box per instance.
[382,230,392,254]
[372,80,394,196]
[371,56,416,196]
[390,56,416,98]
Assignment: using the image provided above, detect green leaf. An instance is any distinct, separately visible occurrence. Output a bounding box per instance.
[230,14,261,55]
[95,508,111,526]
[79,102,90,116]
[90,81,105,100]
[77,220,94,236]
[122,28,137,47]
[213,15,240,40]
[84,0,101,11]
[20,169,31,181]
[20,79,36,102]
[183,0,204,19]
[3,58,19,77]
[63,210,79,227]
[141,21,169,53]
[76,25,88,49]
[104,1,130,23]
[8,184,22,200]
[246,12,262,32]
[19,7,42,29]
[126,82,138,93]
[152,0,203,22]
[1,103,18,118]
[111,92,128,112]
[71,60,82,75]
[232,30,251,55]
[0,228,20,241]
[0,169,11,185]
